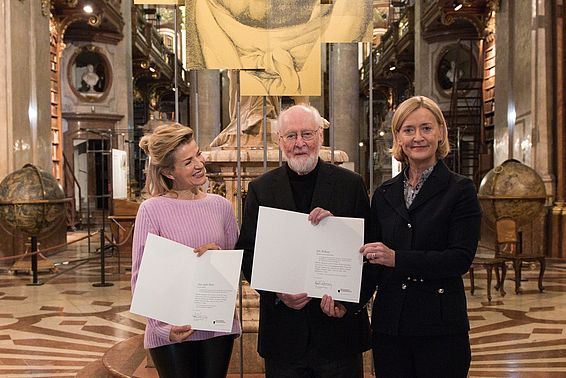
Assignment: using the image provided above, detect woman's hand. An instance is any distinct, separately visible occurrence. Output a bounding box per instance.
[360,242,396,267]
[194,242,221,256]
[276,292,311,310]
[308,207,333,225]
[320,294,347,318]
[169,325,194,343]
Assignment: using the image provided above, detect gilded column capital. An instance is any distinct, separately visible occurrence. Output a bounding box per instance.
[42,0,50,16]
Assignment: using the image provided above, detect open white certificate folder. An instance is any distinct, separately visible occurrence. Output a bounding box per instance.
[130,233,243,332]
[251,206,364,303]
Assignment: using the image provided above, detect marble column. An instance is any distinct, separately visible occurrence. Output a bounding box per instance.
[493,0,515,165]
[531,0,554,201]
[414,0,432,97]
[551,0,566,258]
[116,1,135,188]
[0,0,58,264]
[189,70,221,148]
[330,43,360,170]
[494,0,554,257]
[0,0,8,178]
[0,0,50,178]
[529,0,556,257]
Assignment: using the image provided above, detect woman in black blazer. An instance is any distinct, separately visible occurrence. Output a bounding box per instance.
[322,96,481,377]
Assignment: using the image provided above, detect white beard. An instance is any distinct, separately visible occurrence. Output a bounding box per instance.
[287,153,318,175]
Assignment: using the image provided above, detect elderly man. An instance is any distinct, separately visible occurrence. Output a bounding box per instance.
[237,104,371,377]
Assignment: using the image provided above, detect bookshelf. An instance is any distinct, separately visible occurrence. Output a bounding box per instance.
[50,26,63,183]
[482,41,496,146]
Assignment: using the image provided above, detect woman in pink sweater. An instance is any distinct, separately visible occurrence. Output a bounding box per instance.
[132,123,240,378]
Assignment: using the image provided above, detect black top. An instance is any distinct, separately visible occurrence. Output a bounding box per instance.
[286,159,320,213]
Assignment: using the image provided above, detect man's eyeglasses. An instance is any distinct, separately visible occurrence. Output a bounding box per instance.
[280,128,320,143]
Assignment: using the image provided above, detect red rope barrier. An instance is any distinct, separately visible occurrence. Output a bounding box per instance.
[0,232,98,262]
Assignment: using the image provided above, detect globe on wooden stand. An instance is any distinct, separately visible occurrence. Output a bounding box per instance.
[478,159,546,228]
[0,164,71,285]
[477,159,547,293]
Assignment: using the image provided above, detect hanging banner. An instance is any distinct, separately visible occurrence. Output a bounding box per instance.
[185,0,372,96]
[133,0,184,4]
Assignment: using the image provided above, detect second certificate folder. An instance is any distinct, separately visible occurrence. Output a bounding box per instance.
[251,206,364,303]
[130,233,243,332]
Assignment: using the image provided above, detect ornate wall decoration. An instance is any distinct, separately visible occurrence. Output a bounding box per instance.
[435,44,477,96]
[439,0,500,37]
[67,45,113,102]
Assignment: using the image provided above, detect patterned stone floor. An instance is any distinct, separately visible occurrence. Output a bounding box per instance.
[0,232,564,377]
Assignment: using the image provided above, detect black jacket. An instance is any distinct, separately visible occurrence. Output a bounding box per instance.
[237,161,372,361]
[359,160,481,336]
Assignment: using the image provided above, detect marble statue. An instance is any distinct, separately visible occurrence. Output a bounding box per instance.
[81,64,100,93]
[210,70,280,148]
[209,71,321,148]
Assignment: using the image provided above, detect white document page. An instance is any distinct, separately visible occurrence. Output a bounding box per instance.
[130,233,243,332]
[251,206,364,303]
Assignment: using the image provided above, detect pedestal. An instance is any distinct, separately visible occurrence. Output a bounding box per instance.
[550,202,566,258]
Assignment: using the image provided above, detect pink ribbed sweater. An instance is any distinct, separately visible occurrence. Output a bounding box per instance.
[131,194,241,349]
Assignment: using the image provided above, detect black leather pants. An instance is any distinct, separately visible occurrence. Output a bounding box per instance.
[149,334,234,378]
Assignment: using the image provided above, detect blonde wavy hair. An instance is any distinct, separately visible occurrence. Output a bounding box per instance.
[389,96,450,164]
[139,123,195,197]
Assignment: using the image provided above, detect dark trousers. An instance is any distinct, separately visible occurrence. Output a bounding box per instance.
[372,332,471,378]
[265,349,364,378]
[149,334,234,378]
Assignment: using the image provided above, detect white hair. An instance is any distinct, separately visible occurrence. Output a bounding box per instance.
[277,104,323,133]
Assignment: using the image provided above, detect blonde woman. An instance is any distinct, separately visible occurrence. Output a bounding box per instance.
[322,96,481,377]
[132,123,239,378]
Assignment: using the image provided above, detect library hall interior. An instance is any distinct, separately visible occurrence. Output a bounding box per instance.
[1,0,566,377]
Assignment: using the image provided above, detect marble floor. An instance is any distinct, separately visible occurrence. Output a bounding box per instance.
[0,232,565,377]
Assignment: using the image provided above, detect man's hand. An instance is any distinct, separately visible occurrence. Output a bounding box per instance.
[276,292,311,310]
[320,294,347,318]
[169,325,194,343]
[308,207,333,225]
[194,242,221,257]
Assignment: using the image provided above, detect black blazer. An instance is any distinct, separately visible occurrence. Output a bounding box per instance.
[237,161,371,361]
[359,160,481,337]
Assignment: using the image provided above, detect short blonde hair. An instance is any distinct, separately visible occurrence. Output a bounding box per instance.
[139,123,194,197]
[390,96,450,163]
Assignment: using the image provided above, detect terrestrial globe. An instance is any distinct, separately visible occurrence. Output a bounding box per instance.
[0,164,69,236]
[477,159,546,228]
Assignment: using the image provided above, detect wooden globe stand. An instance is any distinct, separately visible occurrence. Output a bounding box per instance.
[10,236,55,285]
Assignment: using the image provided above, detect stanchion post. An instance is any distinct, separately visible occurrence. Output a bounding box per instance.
[93,229,113,287]
[235,70,244,378]
[27,236,43,286]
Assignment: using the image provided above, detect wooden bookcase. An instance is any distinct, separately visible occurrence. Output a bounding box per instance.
[482,40,496,146]
[50,27,63,183]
